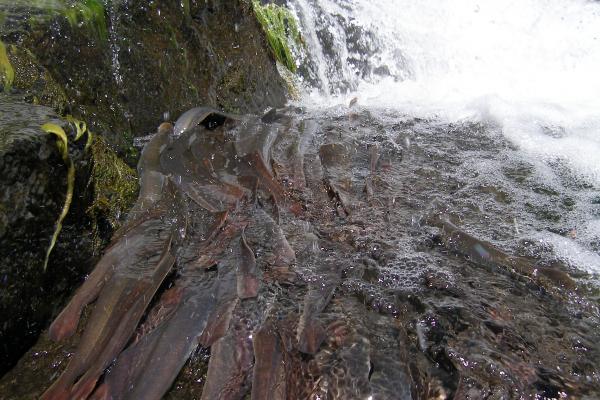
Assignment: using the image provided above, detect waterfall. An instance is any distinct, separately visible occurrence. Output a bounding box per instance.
[287,0,600,274]
[289,0,600,186]
[106,1,124,88]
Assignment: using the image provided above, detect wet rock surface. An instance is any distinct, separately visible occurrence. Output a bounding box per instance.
[0,93,138,375]
[0,95,95,376]
[2,0,287,150]
[1,107,599,399]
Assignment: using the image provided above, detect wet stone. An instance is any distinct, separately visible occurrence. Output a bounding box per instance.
[0,96,95,375]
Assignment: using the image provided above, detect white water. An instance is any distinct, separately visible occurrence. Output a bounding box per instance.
[290,0,600,274]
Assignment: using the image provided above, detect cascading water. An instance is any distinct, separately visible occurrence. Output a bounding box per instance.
[106,1,124,88]
[289,0,600,275]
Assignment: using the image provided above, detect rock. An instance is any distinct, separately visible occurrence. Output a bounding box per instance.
[0,96,91,375]
[0,95,138,375]
[3,44,68,113]
[2,0,288,153]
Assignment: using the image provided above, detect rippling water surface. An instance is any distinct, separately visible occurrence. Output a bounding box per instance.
[289,0,600,277]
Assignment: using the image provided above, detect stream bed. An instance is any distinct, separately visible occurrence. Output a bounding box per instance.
[1,0,600,398]
[1,106,599,399]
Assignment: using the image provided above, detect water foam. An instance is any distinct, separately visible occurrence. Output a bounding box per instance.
[540,231,600,275]
[290,0,600,274]
[292,0,600,185]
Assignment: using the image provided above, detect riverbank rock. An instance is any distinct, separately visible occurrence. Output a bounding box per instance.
[2,0,288,152]
[0,96,92,375]
[0,93,139,375]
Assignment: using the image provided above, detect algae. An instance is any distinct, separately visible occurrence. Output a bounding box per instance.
[252,1,303,73]
[0,41,15,92]
[62,0,108,41]
[66,114,93,150]
[40,123,75,271]
[42,113,136,255]
[87,136,138,248]
[39,114,96,270]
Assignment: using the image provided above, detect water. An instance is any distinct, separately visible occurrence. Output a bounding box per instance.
[289,0,600,276]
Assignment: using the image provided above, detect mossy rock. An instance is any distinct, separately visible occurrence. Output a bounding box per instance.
[87,135,138,250]
[0,95,95,375]
[0,0,290,377]
[4,44,68,113]
[0,95,139,375]
[1,0,288,151]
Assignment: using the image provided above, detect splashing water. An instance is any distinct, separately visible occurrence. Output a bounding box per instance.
[106,1,124,87]
[289,0,600,273]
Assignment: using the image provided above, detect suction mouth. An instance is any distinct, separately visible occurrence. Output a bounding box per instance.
[173,107,231,139]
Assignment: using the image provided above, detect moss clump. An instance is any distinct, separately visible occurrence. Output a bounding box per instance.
[6,0,107,40]
[62,0,108,41]
[252,1,303,73]
[0,41,15,92]
[87,136,138,247]
[5,44,68,111]
[0,0,108,40]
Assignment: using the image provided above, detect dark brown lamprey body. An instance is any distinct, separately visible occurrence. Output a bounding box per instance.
[40,108,599,400]
[424,209,577,291]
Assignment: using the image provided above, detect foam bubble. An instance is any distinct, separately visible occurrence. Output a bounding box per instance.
[539,232,600,275]
[294,0,600,186]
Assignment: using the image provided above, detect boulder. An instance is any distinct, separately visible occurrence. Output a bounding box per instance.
[0,96,91,375]
[3,0,288,152]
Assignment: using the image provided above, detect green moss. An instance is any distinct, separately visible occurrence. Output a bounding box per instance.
[5,45,68,112]
[87,136,138,243]
[62,0,108,41]
[252,1,302,73]
[0,41,15,92]
[7,0,107,40]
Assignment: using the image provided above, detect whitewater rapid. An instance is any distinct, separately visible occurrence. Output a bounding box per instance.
[289,0,600,275]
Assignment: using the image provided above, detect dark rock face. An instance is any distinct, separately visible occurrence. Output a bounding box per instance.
[16,0,287,149]
[0,96,95,376]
